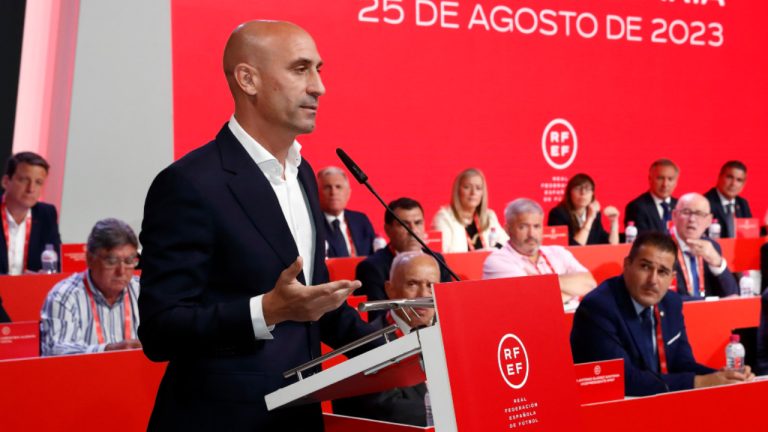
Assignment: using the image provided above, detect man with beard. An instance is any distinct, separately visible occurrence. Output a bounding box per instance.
[571,232,753,396]
[483,198,596,304]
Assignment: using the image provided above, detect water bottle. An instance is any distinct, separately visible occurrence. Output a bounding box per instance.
[372,236,387,252]
[708,218,721,240]
[41,244,58,274]
[487,227,499,249]
[739,274,755,297]
[625,221,638,243]
[424,390,434,426]
[725,334,745,373]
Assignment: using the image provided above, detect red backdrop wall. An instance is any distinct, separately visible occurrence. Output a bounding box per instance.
[171,0,768,234]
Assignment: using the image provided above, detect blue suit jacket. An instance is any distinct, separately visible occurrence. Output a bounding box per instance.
[704,187,752,239]
[571,276,714,396]
[673,237,737,300]
[624,192,677,235]
[0,200,61,274]
[139,125,376,431]
[324,209,375,257]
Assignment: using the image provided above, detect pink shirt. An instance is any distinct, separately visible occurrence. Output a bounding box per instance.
[482,242,588,280]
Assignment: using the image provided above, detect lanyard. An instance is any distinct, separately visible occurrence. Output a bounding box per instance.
[1,200,32,272]
[653,305,668,374]
[535,250,557,275]
[385,311,405,339]
[343,222,357,257]
[83,273,133,344]
[465,214,486,251]
[677,248,705,297]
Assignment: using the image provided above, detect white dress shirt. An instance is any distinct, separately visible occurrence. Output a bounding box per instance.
[651,194,672,222]
[228,116,316,340]
[5,208,31,275]
[324,211,353,254]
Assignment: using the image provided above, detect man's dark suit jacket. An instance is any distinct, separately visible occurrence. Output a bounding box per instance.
[673,237,737,300]
[138,125,375,431]
[761,243,768,294]
[355,246,451,322]
[332,314,428,426]
[756,290,768,375]
[324,209,376,257]
[547,205,609,245]
[624,192,677,235]
[0,296,10,322]
[570,276,714,396]
[704,187,752,239]
[0,200,61,274]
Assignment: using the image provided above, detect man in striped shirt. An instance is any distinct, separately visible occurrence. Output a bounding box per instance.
[40,218,141,356]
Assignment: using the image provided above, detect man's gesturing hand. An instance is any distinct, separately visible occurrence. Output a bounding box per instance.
[263,257,362,325]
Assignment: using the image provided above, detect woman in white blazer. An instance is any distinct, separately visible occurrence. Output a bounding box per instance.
[432,168,508,253]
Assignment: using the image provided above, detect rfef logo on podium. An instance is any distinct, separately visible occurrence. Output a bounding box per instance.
[498,334,529,389]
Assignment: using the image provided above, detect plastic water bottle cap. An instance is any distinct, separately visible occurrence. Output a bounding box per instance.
[730,334,740,343]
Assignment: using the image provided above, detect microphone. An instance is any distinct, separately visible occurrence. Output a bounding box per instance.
[336,148,460,282]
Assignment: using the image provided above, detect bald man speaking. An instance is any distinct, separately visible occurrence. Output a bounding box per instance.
[139,21,376,430]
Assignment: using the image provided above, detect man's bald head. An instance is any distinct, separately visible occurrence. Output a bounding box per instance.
[222,20,325,147]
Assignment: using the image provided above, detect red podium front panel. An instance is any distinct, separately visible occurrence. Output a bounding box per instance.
[432,276,579,431]
[0,321,40,360]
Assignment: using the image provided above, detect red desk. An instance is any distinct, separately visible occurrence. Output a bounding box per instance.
[0,273,72,321]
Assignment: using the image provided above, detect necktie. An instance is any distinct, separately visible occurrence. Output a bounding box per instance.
[686,251,701,297]
[725,202,736,238]
[640,307,658,372]
[660,201,672,229]
[329,219,350,257]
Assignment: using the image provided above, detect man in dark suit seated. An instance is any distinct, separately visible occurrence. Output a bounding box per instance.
[704,160,752,239]
[0,296,10,322]
[0,152,62,274]
[624,159,679,235]
[334,251,437,426]
[669,193,738,300]
[355,197,451,322]
[138,21,377,431]
[317,166,376,257]
[571,232,754,396]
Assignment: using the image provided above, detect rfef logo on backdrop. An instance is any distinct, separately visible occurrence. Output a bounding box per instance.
[497,333,529,389]
[542,118,578,170]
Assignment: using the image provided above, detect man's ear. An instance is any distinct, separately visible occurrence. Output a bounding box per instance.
[384,281,394,300]
[1,175,9,190]
[234,63,259,96]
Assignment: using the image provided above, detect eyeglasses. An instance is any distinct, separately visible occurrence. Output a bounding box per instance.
[677,209,711,219]
[574,185,594,193]
[96,254,139,269]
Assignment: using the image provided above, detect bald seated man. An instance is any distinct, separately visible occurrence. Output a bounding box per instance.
[668,193,737,301]
[334,251,437,426]
[139,21,377,431]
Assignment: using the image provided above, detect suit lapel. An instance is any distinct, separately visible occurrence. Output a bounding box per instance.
[297,160,328,284]
[217,126,301,277]
[615,279,655,371]
[643,193,665,232]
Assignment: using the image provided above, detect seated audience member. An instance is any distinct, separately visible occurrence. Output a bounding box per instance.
[756,289,768,375]
[432,168,508,252]
[624,159,679,235]
[669,193,737,300]
[762,243,768,294]
[317,166,376,257]
[571,232,754,396]
[40,218,141,356]
[0,296,9,322]
[0,152,62,274]
[704,160,752,239]
[356,197,451,322]
[483,198,596,303]
[334,251,436,426]
[547,173,619,246]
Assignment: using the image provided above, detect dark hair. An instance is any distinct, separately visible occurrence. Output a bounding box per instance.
[5,152,50,177]
[87,218,139,254]
[558,173,596,232]
[385,197,423,225]
[719,160,747,176]
[627,232,678,264]
[649,158,679,174]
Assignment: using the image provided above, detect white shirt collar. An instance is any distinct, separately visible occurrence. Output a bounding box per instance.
[716,190,734,207]
[227,115,302,182]
[671,226,691,254]
[4,207,31,229]
[651,193,671,206]
[324,210,346,225]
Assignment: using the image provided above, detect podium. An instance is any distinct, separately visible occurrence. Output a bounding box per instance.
[266,275,582,431]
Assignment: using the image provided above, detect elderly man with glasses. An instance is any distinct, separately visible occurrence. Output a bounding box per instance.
[669,193,737,301]
[40,218,141,356]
